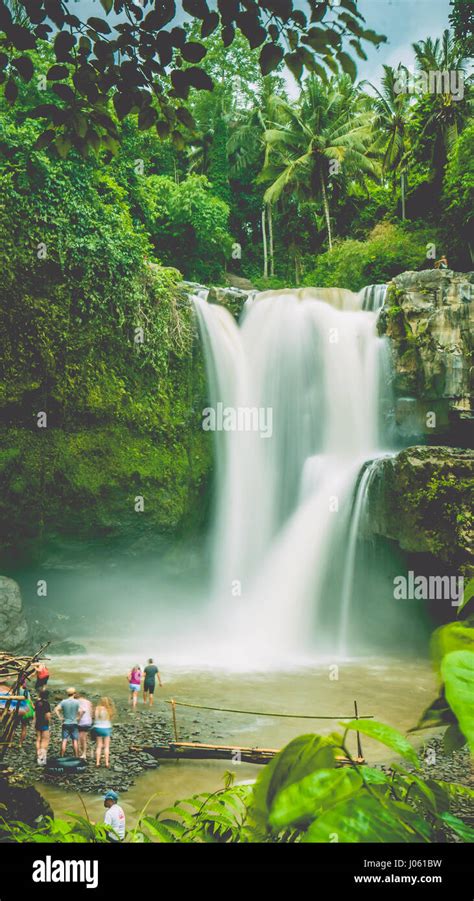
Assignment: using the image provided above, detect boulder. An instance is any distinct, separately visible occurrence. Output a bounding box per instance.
[367,446,474,575]
[207,285,253,318]
[378,269,474,441]
[0,576,28,650]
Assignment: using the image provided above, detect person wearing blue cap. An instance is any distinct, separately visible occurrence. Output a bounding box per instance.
[103,790,126,842]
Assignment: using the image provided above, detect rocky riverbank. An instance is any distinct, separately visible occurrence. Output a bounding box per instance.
[1,689,235,797]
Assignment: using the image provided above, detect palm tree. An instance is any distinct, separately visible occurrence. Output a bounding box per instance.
[362,65,412,220]
[259,76,376,251]
[412,29,471,171]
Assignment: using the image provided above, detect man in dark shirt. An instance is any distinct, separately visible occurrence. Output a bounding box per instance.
[143,658,162,706]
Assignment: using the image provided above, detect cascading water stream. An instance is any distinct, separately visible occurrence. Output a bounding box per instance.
[192,287,393,666]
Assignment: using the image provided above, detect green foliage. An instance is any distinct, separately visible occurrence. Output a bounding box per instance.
[303,222,437,290]
[0,87,213,560]
[0,811,111,843]
[341,719,420,767]
[0,1,385,156]
[442,650,474,754]
[412,621,474,755]
[145,174,233,282]
[131,725,473,844]
[442,122,474,267]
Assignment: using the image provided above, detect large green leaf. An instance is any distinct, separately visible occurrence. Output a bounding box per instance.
[430,622,474,674]
[302,793,431,843]
[269,767,363,830]
[440,812,474,842]
[251,734,339,825]
[341,719,420,767]
[457,577,474,616]
[442,650,474,753]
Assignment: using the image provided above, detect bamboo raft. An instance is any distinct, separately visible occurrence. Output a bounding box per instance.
[132,697,368,767]
[134,740,363,767]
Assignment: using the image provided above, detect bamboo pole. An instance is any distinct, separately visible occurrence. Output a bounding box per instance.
[170,699,179,742]
[354,699,363,761]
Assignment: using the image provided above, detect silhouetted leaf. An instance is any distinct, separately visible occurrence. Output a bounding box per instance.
[6,24,36,51]
[186,67,213,91]
[156,120,171,139]
[337,51,357,81]
[201,12,219,38]
[87,17,111,35]
[181,41,207,63]
[113,91,135,120]
[222,25,235,47]
[52,82,75,103]
[4,78,18,103]
[47,64,69,81]
[54,31,75,61]
[285,50,303,81]
[138,105,157,130]
[12,56,34,82]
[34,129,55,150]
[176,106,195,129]
[260,42,284,76]
[144,1,176,30]
[100,0,113,12]
[182,0,209,18]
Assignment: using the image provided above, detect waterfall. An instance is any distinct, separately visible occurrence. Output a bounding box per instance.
[359,284,387,312]
[192,287,393,666]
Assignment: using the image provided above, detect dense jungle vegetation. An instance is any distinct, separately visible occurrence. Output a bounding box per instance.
[0,0,472,561]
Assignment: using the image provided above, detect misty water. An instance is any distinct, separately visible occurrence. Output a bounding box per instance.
[14,284,435,817]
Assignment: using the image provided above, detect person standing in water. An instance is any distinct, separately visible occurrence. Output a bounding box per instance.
[94,697,115,768]
[76,691,93,760]
[103,790,126,842]
[143,658,162,707]
[127,665,141,709]
[34,688,51,765]
[54,687,83,757]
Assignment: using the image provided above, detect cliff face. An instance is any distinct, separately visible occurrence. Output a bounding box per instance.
[0,576,28,650]
[367,447,474,576]
[378,270,473,442]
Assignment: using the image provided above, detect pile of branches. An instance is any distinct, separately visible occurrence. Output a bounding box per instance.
[0,644,50,761]
[0,644,50,687]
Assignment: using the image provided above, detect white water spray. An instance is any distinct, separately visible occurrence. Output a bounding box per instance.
[193,286,392,666]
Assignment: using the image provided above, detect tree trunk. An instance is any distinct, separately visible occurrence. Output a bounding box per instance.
[320,173,333,251]
[267,202,274,277]
[400,171,406,221]
[262,206,268,278]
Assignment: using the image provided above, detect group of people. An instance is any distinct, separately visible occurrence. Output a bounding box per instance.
[0,657,163,770]
[52,688,116,767]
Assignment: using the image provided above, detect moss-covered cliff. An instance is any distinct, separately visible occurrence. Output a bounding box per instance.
[378,269,473,443]
[367,447,474,576]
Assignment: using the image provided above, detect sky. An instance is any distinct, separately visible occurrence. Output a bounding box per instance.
[72,0,454,90]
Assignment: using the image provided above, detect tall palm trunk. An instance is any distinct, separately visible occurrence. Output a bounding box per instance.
[267,202,274,277]
[320,172,333,251]
[400,171,406,221]
[262,206,268,278]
